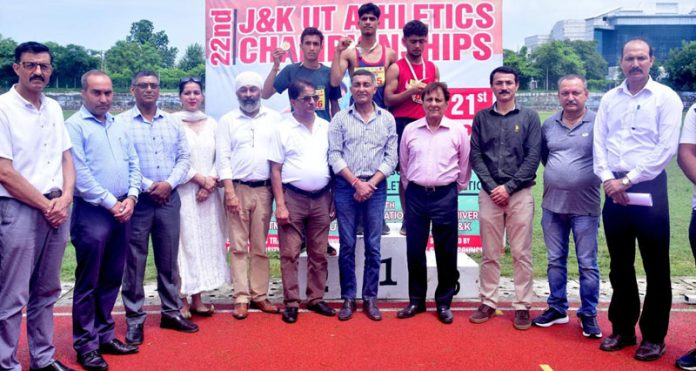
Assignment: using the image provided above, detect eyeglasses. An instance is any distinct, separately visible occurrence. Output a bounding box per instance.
[297,95,320,103]
[134,82,160,90]
[179,76,202,84]
[20,62,53,73]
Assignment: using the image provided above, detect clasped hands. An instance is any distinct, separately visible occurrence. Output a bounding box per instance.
[603,179,630,206]
[353,180,376,202]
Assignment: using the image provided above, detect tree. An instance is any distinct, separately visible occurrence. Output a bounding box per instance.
[105,40,162,88]
[127,19,178,68]
[566,40,608,81]
[46,43,99,88]
[531,41,585,90]
[664,41,696,91]
[0,34,17,89]
[178,43,205,72]
[503,47,539,89]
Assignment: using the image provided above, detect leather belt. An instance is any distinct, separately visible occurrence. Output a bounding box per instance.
[44,190,62,200]
[409,182,455,192]
[612,171,628,178]
[233,179,270,188]
[284,183,330,199]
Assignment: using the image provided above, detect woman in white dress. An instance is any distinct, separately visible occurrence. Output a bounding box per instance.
[174,77,229,317]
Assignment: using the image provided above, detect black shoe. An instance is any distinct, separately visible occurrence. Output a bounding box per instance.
[437,306,454,324]
[634,340,666,361]
[99,339,138,355]
[382,220,390,235]
[676,347,696,370]
[307,301,336,316]
[338,299,356,321]
[77,351,108,371]
[282,307,298,324]
[31,360,76,371]
[356,224,364,236]
[397,303,426,319]
[160,314,199,333]
[327,244,337,256]
[363,298,382,321]
[599,333,637,352]
[125,324,143,345]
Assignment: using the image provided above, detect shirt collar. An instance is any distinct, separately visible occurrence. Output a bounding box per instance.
[288,112,325,131]
[235,105,270,120]
[10,84,46,109]
[78,105,114,125]
[618,77,656,96]
[130,105,164,121]
[413,116,452,129]
[347,102,382,116]
[490,102,519,116]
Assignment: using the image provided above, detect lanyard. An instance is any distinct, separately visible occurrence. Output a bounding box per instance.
[405,57,425,82]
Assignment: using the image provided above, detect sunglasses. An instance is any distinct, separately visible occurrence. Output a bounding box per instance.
[296,95,320,103]
[180,76,202,84]
[20,62,53,73]
[133,82,160,90]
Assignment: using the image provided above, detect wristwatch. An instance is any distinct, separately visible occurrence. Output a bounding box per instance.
[621,177,631,186]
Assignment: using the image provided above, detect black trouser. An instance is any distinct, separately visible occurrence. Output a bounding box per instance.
[602,171,671,343]
[404,182,459,308]
[688,209,696,264]
[71,197,130,354]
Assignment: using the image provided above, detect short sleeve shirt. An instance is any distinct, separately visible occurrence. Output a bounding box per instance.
[274,63,341,122]
[0,86,71,197]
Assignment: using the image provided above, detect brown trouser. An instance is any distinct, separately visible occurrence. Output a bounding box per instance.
[278,187,332,307]
[228,183,273,304]
[478,187,534,310]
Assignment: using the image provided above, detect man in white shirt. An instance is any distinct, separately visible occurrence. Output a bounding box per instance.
[0,41,75,371]
[593,38,682,362]
[217,71,281,319]
[269,79,334,323]
[676,104,696,371]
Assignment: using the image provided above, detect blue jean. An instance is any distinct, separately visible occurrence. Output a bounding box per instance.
[541,208,600,318]
[335,177,386,300]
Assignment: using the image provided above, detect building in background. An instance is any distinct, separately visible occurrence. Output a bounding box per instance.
[525,2,696,74]
[589,2,696,67]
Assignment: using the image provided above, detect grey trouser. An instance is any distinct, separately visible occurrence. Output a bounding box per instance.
[0,198,69,370]
[121,192,182,326]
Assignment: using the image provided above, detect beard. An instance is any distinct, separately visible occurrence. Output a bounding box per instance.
[239,97,261,114]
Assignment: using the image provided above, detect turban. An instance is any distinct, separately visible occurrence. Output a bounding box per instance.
[235,71,263,91]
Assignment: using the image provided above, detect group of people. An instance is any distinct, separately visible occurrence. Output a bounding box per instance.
[1,2,696,371]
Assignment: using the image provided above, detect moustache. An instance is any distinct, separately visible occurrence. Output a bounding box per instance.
[630,67,643,74]
[30,75,45,82]
[499,90,509,94]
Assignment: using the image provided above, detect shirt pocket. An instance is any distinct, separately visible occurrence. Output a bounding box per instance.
[625,101,658,139]
[117,135,131,161]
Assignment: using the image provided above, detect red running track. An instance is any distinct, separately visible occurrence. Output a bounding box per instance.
[16,302,696,370]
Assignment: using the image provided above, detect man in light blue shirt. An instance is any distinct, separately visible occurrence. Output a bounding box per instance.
[66,70,141,370]
[116,70,196,346]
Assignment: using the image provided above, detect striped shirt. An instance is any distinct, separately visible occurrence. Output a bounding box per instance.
[116,106,191,191]
[328,103,398,177]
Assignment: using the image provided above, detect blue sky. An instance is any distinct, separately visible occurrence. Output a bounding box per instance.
[1,0,694,59]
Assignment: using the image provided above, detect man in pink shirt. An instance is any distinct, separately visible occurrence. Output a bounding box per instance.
[396,82,471,324]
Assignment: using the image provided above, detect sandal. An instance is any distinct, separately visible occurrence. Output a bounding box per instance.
[190,304,215,317]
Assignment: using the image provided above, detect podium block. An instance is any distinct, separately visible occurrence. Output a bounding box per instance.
[297,224,479,300]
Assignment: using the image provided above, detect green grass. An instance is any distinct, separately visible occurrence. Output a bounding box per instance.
[59,111,696,281]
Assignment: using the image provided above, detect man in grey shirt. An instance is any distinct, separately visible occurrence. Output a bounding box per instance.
[532,74,602,339]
